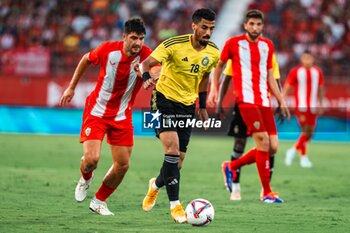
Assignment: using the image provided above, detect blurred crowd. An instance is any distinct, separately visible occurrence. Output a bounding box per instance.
[0,0,224,76]
[0,0,349,78]
[249,0,350,78]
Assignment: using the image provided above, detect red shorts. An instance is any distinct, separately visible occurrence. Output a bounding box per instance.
[296,111,317,127]
[238,103,277,135]
[80,110,134,146]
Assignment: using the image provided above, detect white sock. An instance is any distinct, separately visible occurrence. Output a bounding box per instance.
[170,200,180,209]
[152,182,159,191]
[232,183,241,190]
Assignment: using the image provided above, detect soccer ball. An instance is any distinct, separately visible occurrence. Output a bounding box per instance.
[185,198,215,226]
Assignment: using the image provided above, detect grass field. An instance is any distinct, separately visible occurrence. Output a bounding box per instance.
[1,134,349,233]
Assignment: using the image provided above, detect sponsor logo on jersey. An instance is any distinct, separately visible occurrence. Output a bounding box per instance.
[182,57,189,62]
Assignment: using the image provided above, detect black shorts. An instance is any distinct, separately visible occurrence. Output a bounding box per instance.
[227,103,248,138]
[151,90,195,153]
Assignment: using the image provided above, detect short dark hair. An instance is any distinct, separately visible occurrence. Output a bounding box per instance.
[192,8,216,24]
[124,17,146,35]
[245,9,264,23]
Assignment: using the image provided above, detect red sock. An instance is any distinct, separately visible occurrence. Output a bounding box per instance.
[255,150,271,196]
[295,134,310,155]
[95,182,116,201]
[80,168,93,180]
[302,136,311,155]
[230,148,256,171]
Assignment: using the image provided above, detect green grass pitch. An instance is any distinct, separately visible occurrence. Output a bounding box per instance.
[1,134,349,233]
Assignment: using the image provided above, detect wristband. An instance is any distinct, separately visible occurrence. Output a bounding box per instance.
[199,92,207,109]
[142,72,152,82]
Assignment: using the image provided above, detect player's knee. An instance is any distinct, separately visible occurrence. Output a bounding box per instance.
[164,146,180,155]
[255,133,269,151]
[306,130,314,138]
[83,152,99,168]
[115,162,129,174]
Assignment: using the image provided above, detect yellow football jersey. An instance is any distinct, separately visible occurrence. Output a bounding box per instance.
[223,54,280,79]
[151,34,220,105]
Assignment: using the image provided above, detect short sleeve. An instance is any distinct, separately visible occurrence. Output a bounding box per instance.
[220,39,232,64]
[150,41,172,63]
[272,54,280,79]
[267,41,274,70]
[140,45,153,62]
[286,68,297,86]
[88,42,107,65]
[223,59,233,76]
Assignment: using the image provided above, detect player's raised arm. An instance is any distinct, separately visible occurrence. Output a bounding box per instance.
[59,53,91,106]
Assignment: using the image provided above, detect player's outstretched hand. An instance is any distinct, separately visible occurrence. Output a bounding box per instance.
[197,108,209,130]
[59,88,75,106]
[215,106,225,120]
[143,78,156,90]
[279,100,291,122]
[133,63,141,77]
[207,90,217,107]
[275,106,285,124]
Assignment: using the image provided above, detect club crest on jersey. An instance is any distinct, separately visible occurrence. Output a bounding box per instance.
[299,115,306,122]
[85,127,91,136]
[253,121,260,129]
[201,56,209,66]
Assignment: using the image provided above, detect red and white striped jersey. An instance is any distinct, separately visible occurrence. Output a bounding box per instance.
[285,65,324,112]
[220,34,274,107]
[86,41,152,121]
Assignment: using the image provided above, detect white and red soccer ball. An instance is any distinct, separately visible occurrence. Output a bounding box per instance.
[185,198,215,226]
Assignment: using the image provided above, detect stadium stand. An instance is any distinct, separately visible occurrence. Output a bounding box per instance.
[1,0,349,78]
[0,0,225,75]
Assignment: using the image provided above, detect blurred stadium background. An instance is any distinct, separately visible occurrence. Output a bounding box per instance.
[0,0,349,139]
